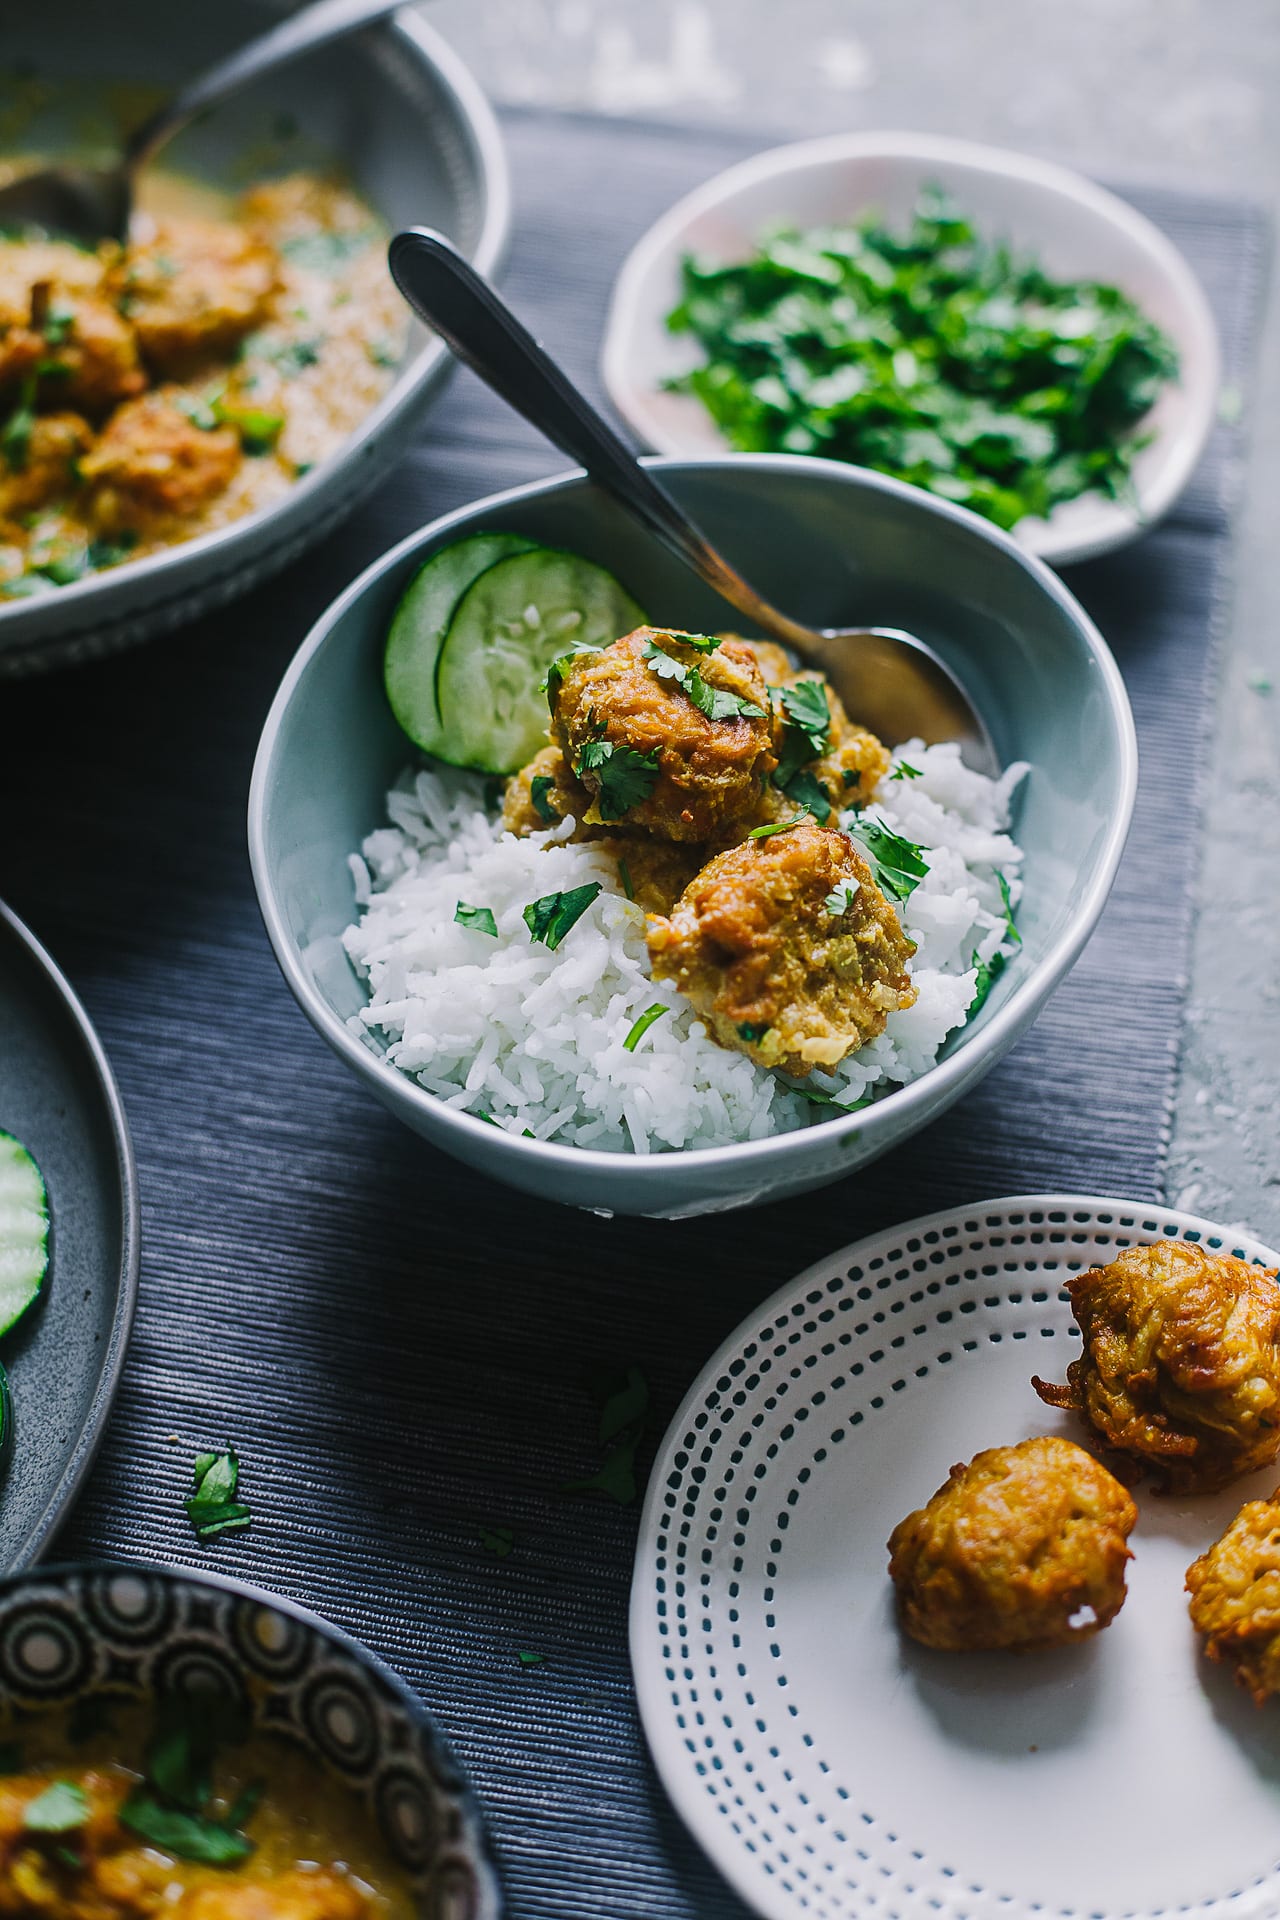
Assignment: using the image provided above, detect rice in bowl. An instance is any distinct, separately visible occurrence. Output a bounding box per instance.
[339,741,1028,1155]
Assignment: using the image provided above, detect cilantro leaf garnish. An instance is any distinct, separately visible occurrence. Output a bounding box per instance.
[41,303,75,346]
[186,1448,250,1544]
[455,902,498,937]
[969,947,1007,1013]
[889,760,923,781]
[561,1363,650,1507]
[541,642,603,703]
[825,880,861,916]
[523,883,602,949]
[530,774,558,824]
[780,678,831,755]
[747,820,801,840]
[478,1523,514,1558]
[617,857,635,902]
[641,641,765,722]
[120,1792,254,1865]
[575,739,660,820]
[736,1022,770,1042]
[516,1650,546,1668]
[23,1781,89,1833]
[779,769,831,823]
[773,677,833,805]
[847,815,929,903]
[791,1085,874,1114]
[996,870,1022,945]
[2,376,37,473]
[623,1004,668,1052]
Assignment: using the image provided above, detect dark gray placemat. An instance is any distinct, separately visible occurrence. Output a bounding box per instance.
[0,110,1268,1918]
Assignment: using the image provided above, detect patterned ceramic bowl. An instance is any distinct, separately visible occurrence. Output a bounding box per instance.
[0,1561,501,1917]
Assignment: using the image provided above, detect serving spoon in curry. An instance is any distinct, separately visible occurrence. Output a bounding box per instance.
[0,0,406,247]
[389,226,999,774]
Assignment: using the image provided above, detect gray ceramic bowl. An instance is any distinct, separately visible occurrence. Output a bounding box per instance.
[0,1561,501,1917]
[0,2,509,677]
[248,455,1137,1220]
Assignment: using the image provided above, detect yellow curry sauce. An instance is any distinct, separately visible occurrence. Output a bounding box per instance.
[0,1707,416,1919]
[0,166,405,598]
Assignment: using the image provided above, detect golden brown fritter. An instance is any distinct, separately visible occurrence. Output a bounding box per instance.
[502,746,704,912]
[1032,1240,1280,1494]
[174,1871,371,1920]
[0,241,147,413]
[645,816,915,1075]
[551,628,776,842]
[888,1435,1137,1651]
[82,388,241,526]
[0,411,91,521]
[502,742,594,837]
[111,219,279,372]
[1187,1490,1280,1704]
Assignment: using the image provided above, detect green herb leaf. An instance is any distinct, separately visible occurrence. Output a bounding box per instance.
[280,228,376,272]
[736,1022,771,1042]
[523,883,602,950]
[969,947,1007,1013]
[120,1790,254,1865]
[530,774,558,824]
[186,1450,250,1542]
[825,880,862,916]
[847,815,929,903]
[779,768,831,823]
[597,1365,650,1445]
[174,392,220,432]
[748,819,801,841]
[221,1782,264,1833]
[641,642,765,722]
[86,531,137,570]
[2,376,37,473]
[575,739,660,820]
[455,902,498,938]
[561,1431,642,1505]
[478,1523,514,1558]
[147,1723,211,1814]
[516,1650,546,1668]
[623,1005,669,1053]
[617,857,635,902]
[889,760,922,781]
[24,1781,90,1833]
[791,1085,874,1114]
[780,678,831,756]
[996,870,1022,944]
[189,1504,252,1542]
[212,398,284,453]
[41,304,75,346]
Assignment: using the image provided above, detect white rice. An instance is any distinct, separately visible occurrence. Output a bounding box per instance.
[339,743,1029,1154]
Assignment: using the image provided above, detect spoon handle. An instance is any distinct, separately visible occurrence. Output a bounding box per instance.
[388,226,817,649]
[125,0,407,174]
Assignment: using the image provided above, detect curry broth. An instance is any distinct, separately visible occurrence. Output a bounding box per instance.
[0,1703,418,1918]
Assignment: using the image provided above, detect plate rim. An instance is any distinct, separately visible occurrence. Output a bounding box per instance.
[0,900,141,1569]
[630,1189,1280,1920]
[601,128,1223,570]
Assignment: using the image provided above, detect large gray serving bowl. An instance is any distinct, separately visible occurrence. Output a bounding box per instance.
[0,2,509,677]
[248,455,1137,1220]
[0,1561,501,1916]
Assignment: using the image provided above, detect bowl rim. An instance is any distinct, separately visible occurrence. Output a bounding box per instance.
[600,127,1222,569]
[0,1557,504,1905]
[0,7,512,636]
[247,450,1138,1180]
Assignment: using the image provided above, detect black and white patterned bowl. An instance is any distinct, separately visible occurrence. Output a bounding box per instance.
[0,1562,502,1918]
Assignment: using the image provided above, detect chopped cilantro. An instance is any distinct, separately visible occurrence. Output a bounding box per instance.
[617,857,635,901]
[969,947,1007,1013]
[279,227,377,271]
[120,1792,253,1865]
[186,1448,250,1544]
[561,1363,650,1506]
[478,1523,514,1558]
[780,677,831,755]
[889,760,923,781]
[847,815,929,903]
[747,819,801,840]
[665,188,1179,530]
[516,1650,546,1668]
[240,333,322,378]
[41,303,75,346]
[825,880,861,916]
[86,531,137,570]
[523,883,602,950]
[529,774,558,824]
[996,870,1022,945]
[2,376,37,473]
[366,339,400,369]
[791,1085,874,1114]
[623,1004,669,1052]
[779,768,831,822]
[736,1022,770,1042]
[541,644,601,704]
[23,1781,89,1833]
[174,392,220,431]
[773,676,833,804]
[455,902,498,938]
[213,398,284,454]
[575,739,660,820]
[642,641,765,722]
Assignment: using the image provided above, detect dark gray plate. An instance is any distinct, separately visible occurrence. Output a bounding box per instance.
[0,903,139,1567]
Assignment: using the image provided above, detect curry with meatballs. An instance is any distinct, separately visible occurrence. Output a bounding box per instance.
[1187,1489,1280,1705]
[0,167,404,598]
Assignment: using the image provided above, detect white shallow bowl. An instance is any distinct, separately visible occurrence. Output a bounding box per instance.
[632,1194,1280,1920]
[603,131,1221,569]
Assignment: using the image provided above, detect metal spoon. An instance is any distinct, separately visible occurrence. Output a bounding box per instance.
[0,0,406,246]
[388,226,998,772]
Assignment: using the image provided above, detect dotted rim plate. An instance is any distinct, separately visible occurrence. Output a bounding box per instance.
[631,1195,1280,1920]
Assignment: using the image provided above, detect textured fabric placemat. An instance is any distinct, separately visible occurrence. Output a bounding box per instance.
[0,110,1268,1918]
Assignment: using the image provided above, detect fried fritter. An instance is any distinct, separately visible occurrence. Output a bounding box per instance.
[502,741,593,837]
[550,628,776,842]
[1032,1240,1280,1494]
[645,815,915,1074]
[1186,1490,1280,1704]
[0,412,91,521]
[888,1435,1137,1651]
[110,218,279,372]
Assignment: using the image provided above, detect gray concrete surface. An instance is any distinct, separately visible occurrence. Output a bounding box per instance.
[425,0,1280,1239]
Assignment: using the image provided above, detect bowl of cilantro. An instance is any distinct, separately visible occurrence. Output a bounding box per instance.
[602,131,1219,568]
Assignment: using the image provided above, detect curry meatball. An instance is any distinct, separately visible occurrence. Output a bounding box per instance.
[0,412,91,521]
[174,1869,371,1920]
[502,744,705,911]
[1032,1240,1280,1493]
[551,628,776,842]
[82,387,241,526]
[888,1436,1137,1651]
[0,243,146,412]
[1186,1490,1280,1704]
[111,219,279,371]
[645,815,915,1075]
[502,742,594,838]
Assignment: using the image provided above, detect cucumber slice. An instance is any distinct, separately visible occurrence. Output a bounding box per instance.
[384,531,538,754]
[0,1131,48,1338]
[434,549,646,774]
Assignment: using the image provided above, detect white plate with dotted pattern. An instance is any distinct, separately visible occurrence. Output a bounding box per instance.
[631,1194,1280,1920]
